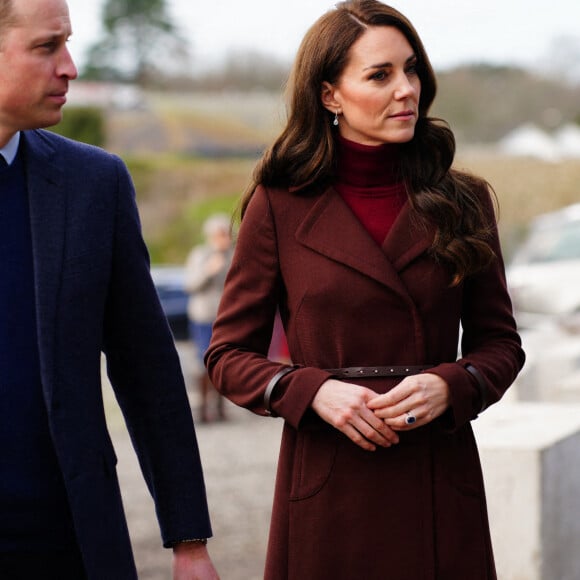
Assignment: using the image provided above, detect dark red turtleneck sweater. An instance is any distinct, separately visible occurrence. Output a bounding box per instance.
[333,136,407,246]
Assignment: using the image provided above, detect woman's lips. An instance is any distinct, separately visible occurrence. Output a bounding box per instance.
[390,110,415,120]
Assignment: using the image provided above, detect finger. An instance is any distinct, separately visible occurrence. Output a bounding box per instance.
[366,393,389,410]
[367,378,417,410]
[372,397,417,420]
[342,423,378,451]
[353,409,400,446]
[373,381,431,420]
[384,406,423,430]
[365,410,401,444]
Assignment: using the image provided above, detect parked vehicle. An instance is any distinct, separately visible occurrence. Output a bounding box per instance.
[507,203,580,400]
[151,265,189,341]
[507,203,580,331]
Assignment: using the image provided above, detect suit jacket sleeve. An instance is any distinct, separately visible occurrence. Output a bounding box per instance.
[101,157,212,545]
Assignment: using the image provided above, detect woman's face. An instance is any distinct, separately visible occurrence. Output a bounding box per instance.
[322,25,421,146]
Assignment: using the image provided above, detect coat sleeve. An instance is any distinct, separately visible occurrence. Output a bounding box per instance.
[101,156,212,545]
[430,184,525,429]
[205,186,332,428]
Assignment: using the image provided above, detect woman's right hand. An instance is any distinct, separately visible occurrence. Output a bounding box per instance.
[311,379,400,451]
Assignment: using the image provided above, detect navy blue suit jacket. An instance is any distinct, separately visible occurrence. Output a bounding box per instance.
[22,129,212,578]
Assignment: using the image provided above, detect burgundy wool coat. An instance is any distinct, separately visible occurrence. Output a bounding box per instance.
[205,181,525,580]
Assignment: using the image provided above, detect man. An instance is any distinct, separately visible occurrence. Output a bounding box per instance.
[0,0,219,578]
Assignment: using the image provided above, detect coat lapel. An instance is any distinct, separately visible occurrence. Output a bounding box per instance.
[296,187,429,301]
[23,131,67,387]
[382,200,436,270]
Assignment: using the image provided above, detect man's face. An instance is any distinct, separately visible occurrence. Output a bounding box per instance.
[0,0,77,145]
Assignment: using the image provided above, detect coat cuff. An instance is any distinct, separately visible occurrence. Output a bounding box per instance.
[266,366,334,429]
[428,362,484,430]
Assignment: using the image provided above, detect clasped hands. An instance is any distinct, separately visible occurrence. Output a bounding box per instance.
[310,374,450,451]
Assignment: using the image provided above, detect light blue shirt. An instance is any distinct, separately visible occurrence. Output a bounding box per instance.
[0,132,21,165]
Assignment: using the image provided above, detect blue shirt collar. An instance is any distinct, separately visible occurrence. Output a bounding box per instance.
[0,132,21,166]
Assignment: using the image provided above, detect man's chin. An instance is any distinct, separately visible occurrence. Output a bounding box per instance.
[39,111,65,129]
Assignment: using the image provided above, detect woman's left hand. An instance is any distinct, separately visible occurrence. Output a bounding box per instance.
[367,373,451,430]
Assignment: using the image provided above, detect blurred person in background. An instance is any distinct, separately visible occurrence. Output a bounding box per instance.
[184,214,233,423]
[205,1,525,578]
[0,0,218,578]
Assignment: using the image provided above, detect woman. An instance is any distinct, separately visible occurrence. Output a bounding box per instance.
[205,1,525,578]
[184,213,233,422]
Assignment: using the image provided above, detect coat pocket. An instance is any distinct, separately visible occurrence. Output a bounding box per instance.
[289,420,339,501]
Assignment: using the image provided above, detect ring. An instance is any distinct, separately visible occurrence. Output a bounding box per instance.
[405,412,416,425]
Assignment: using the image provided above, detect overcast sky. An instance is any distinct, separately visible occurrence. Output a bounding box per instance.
[66,0,580,75]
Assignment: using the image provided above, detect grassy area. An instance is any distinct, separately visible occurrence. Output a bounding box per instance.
[146,191,241,264]
[123,155,255,263]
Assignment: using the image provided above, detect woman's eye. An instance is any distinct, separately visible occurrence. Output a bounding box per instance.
[371,70,388,81]
[406,63,419,75]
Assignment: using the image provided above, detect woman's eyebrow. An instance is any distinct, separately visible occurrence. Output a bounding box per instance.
[363,54,417,71]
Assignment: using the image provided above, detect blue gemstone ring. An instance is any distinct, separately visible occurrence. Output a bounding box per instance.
[405,412,416,425]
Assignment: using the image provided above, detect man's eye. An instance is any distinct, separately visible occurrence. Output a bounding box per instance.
[37,41,56,51]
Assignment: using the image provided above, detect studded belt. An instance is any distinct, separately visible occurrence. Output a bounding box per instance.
[325,365,434,378]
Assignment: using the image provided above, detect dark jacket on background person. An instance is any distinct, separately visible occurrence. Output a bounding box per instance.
[206,182,525,580]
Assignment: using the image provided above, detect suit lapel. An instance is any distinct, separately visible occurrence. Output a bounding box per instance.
[23,131,67,384]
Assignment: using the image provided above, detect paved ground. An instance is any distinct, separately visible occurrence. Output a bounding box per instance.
[104,343,282,579]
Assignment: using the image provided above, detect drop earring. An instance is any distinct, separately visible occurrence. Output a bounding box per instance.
[333,110,339,126]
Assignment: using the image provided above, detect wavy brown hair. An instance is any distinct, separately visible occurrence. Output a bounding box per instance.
[240,0,496,284]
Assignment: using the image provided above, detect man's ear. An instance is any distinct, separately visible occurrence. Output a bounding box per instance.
[321,81,340,114]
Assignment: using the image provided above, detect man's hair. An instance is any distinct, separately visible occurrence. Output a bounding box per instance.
[0,0,16,43]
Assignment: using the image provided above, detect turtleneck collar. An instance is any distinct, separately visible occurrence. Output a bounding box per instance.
[334,134,402,189]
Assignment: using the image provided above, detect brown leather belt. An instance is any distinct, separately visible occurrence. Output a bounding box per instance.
[325,365,433,378]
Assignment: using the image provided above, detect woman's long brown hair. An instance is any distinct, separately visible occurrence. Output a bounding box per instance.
[239,0,496,284]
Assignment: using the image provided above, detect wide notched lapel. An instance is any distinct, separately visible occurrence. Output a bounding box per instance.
[381,200,436,270]
[23,131,67,387]
[295,187,413,300]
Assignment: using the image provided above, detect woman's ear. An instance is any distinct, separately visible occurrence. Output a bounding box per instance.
[321,81,341,114]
